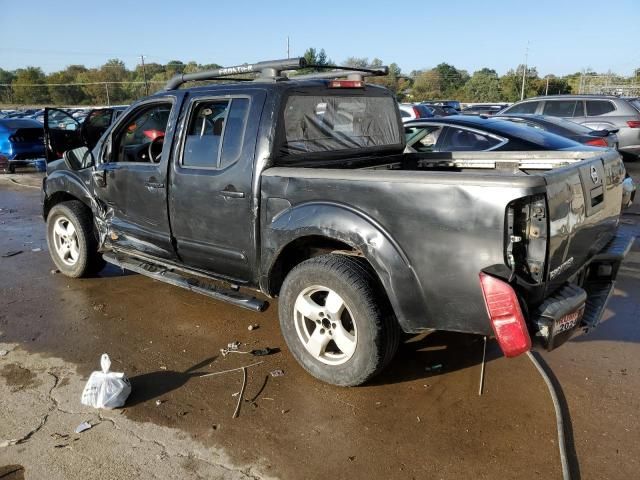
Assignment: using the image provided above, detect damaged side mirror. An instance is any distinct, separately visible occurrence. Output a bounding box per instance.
[63,146,95,171]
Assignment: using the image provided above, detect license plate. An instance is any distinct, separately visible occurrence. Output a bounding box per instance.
[554,307,585,334]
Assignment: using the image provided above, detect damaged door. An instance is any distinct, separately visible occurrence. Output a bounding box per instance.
[93,98,179,260]
[44,108,82,162]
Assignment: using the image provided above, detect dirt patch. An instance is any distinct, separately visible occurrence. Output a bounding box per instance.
[0,364,41,392]
[0,465,25,480]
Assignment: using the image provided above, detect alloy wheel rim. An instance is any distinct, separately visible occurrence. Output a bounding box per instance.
[52,216,80,266]
[294,285,358,365]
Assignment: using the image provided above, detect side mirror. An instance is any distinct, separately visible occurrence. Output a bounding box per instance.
[63,146,95,170]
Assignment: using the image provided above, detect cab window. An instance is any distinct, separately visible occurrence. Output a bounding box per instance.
[182,98,250,169]
[504,101,539,114]
[439,127,503,151]
[111,103,171,163]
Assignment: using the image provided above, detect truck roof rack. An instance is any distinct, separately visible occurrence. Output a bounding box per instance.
[164,58,389,90]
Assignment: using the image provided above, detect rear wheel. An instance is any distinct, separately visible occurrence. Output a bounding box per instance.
[278,254,399,386]
[46,201,105,277]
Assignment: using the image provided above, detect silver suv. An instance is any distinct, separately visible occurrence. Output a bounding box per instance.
[500,95,640,159]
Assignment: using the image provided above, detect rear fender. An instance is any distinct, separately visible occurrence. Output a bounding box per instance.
[261,201,428,332]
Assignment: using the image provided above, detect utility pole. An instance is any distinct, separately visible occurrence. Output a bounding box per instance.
[520,42,529,101]
[141,54,149,96]
[545,77,550,96]
[287,36,290,59]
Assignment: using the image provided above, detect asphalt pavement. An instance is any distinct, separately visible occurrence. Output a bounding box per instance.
[0,165,639,480]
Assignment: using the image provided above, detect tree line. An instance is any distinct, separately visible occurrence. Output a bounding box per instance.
[1,47,636,106]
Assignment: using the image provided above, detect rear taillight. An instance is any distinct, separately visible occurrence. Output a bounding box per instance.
[412,106,422,118]
[585,138,608,147]
[627,120,640,128]
[328,80,364,88]
[479,272,531,357]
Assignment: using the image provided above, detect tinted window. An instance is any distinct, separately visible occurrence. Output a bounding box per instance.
[504,102,539,114]
[279,95,401,158]
[586,100,616,116]
[400,110,411,118]
[485,118,582,149]
[220,98,249,168]
[439,126,502,151]
[543,100,580,117]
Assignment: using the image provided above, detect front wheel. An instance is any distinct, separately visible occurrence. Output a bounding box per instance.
[278,254,399,386]
[46,200,104,278]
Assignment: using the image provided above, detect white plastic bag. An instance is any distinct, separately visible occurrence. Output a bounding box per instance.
[81,354,131,409]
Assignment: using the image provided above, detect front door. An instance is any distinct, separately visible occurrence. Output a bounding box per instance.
[169,90,265,282]
[93,98,179,260]
[43,108,82,161]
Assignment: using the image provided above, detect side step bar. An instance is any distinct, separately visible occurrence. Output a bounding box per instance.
[581,281,615,331]
[103,252,268,312]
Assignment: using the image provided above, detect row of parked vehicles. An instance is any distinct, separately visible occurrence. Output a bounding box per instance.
[37,58,636,387]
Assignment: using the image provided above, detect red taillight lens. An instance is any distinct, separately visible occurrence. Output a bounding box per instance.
[627,120,640,128]
[585,138,608,147]
[328,80,364,88]
[143,129,164,140]
[412,106,422,118]
[479,272,531,357]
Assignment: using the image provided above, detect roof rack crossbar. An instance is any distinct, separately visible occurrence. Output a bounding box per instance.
[289,66,389,81]
[164,57,307,90]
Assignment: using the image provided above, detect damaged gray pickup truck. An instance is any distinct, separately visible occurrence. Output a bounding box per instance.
[42,58,635,386]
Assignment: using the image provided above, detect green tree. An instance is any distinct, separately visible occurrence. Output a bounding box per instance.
[500,64,539,102]
[410,69,442,101]
[12,67,49,104]
[47,65,87,105]
[0,68,16,103]
[433,63,469,98]
[463,68,501,102]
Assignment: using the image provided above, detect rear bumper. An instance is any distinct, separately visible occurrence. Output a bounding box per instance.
[531,232,635,349]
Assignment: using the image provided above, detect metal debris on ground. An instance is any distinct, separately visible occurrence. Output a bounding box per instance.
[31,248,41,252]
[155,399,164,406]
[270,369,285,377]
[425,364,443,372]
[232,367,248,419]
[1,250,22,258]
[74,422,92,434]
[198,361,264,378]
[220,341,248,356]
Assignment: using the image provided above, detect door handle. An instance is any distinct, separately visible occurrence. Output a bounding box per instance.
[220,189,245,198]
[92,169,106,188]
[145,181,165,189]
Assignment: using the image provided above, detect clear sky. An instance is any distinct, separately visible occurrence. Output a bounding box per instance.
[1,0,638,76]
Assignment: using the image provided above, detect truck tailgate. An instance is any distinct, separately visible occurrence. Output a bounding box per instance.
[544,150,625,289]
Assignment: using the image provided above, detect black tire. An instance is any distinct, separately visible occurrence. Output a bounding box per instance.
[278,254,400,386]
[46,200,105,278]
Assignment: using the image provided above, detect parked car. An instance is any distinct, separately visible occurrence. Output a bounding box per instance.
[43,106,127,161]
[496,114,619,148]
[438,105,460,115]
[398,103,435,122]
[404,115,598,152]
[0,153,8,172]
[42,58,633,387]
[461,104,508,116]
[422,100,461,111]
[0,118,45,173]
[500,95,640,160]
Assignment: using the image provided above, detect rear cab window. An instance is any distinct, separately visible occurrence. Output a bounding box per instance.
[276,89,402,163]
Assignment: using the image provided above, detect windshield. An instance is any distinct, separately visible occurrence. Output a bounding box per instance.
[278,94,402,159]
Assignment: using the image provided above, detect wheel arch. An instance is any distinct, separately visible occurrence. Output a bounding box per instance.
[43,171,95,220]
[261,201,428,333]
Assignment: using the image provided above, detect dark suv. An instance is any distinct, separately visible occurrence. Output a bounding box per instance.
[501,95,640,159]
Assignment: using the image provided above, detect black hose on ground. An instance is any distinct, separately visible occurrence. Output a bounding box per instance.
[526,351,571,480]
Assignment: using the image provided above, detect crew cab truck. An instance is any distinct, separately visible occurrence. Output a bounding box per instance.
[42,58,635,386]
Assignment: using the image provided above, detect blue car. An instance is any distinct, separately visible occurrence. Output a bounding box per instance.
[0,118,45,172]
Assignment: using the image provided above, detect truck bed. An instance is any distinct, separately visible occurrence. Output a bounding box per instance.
[261,149,625,335]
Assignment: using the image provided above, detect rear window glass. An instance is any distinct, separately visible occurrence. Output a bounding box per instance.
[586,100,616,116]
[630,99,640,112]
[486,118,582,149]
[278,94,401,158]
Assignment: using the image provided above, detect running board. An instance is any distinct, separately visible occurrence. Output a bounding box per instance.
[103,252,268,312]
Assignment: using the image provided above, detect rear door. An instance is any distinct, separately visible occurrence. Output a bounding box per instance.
[43,108,82,161]
[169,90,265,282]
